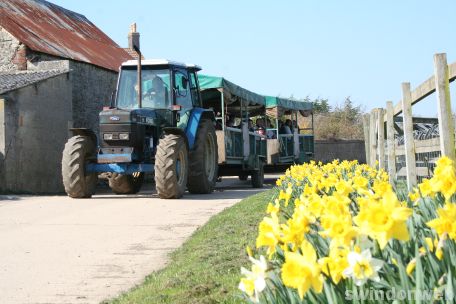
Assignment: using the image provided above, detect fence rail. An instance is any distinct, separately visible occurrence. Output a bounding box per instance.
[363,53,455,190]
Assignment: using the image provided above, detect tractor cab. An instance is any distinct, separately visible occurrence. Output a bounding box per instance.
[109,59,202,125]
[98,60,203,162]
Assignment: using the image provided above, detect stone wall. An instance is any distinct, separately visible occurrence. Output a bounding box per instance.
[26,52,70,71]
[0,98,6,191]
[69,61,118,135]
[1,74,72,193]
[1,26,69,72]
[0,27,21,72]
[314,140,366,164]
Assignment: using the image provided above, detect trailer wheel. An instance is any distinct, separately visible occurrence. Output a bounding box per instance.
[155,134,188,199]
[187,119,218,194]
[251,160,264,188]
[62,135,97,198]
[239,174,248,181]
[108,172,144,194]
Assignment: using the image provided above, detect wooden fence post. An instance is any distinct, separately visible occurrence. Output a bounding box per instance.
[434,53,456,162]
[363,114,370,164]
[386,101,396,183]
[377,108,385,170]
[401,82,417,190]
[369,109,378,167]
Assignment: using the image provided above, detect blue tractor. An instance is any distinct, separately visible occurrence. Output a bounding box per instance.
[61,59,218,199]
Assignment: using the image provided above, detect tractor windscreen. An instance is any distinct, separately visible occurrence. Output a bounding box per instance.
[117,67,171,109]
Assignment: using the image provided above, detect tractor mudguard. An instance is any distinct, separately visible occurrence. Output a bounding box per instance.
[185,108,215,149]
[162,127,189,150]
[69,128,97,146]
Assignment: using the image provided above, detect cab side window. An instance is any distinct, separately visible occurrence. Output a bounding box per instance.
[189,72,201,107]
[174,70,192,109]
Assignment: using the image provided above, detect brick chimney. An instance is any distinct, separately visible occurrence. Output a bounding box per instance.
[128,23,140,51]
[12,44,27,70]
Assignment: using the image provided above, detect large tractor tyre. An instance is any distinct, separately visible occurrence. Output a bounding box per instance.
[62,135,98,198]
[155,134,188,199]
[251,161,265,188]
[108,172,144,194]
[187,119,219,194]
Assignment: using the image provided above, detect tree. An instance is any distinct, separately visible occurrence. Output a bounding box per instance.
[296,96,365,140]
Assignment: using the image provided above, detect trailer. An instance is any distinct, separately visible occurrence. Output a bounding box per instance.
[197,75,314,184]
[198,75,267,187]
[264,96,314,171]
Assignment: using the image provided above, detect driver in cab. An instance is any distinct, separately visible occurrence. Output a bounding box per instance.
[142,76,168,108]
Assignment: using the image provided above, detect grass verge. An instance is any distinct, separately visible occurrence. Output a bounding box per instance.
[107,189,275,304]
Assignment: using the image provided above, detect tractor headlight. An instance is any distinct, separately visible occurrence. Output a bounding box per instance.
[103,133,113,140]
[119,133,130,140]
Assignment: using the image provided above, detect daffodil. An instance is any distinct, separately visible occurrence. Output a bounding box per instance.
[354,190,412,248]
[427,203,456,240]
[409,188,420,204]
[256,212,281,256]
[320,214,358,246]
[353,175,369,190]
[335,179,353,197]
[319,244,349,284]
[281,240,323,299]
[281,205,313,248]
[266,200,280,214]
[406,259,416,277]
[239,255,268,303]
[419,178,434,198]
[343,249,383,286]
[433,157,456,196]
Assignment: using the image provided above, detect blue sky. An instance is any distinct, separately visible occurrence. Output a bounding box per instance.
[51,0,456,116]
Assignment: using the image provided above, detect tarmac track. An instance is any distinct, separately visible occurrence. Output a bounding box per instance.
[0,176,277,304]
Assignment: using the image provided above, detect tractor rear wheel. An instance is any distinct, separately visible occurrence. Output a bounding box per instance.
[62,135,98,198]
[187,120,218,194]
[155,134,188,199]
[108,172,144,194]
[251,160,264,188]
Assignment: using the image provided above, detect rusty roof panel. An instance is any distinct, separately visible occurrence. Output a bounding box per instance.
[0,0,132,71]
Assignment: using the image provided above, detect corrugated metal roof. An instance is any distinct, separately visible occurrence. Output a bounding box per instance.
[0,0,132,71]
[123,48,145,60]
[0,69,69,94]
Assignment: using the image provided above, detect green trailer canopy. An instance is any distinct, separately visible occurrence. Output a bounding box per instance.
[198,74,265,106]
[265,96,313,111]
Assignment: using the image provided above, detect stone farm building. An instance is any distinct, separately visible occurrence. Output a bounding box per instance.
[0,0,135,193]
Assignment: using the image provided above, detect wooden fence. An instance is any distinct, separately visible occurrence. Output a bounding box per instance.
[363,53,455,190]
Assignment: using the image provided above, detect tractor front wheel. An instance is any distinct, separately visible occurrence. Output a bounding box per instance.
[155,134,188,199]
[108,172,144,194]
[62,135,98,198]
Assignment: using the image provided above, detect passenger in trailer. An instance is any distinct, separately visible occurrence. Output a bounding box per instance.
[248,119,255,132]
[226,115,235,127]
[292,120,299,133]
[215,112,223,130]
[280,119,293,134]
[266,118,276,139]
[256,126,266,137]
[255,118,265,129]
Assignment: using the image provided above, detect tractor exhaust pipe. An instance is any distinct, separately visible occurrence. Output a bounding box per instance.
[130,23,142,108]
[134,45,142,108]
